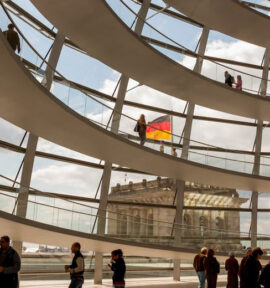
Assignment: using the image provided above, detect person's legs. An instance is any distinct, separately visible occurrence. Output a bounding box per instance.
[139,132,146,145]
[197,271,205,288]
[69,279,84,288]
[207,276,216,288]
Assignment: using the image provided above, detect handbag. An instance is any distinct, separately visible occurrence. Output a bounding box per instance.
[134,122,139,132]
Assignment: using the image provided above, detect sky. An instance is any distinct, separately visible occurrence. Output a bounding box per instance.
[1,0,270,245]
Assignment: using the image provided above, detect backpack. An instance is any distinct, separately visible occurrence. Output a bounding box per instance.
[214,259,220,274]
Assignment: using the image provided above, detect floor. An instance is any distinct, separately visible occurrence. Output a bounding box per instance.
[21,275,228,288]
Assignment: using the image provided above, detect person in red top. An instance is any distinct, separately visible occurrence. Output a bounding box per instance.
[225,251,239,288]
[235,75,242,91]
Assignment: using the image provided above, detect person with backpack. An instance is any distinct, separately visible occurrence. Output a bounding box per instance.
[259,261,270,288]
[224,71,233,87]
[135,114,147,145]
[0,235,21,288]
[242,247,263,288]
[65,242,85,288]
[193,247,207,288]
[225,251,239,288]
[109,249,126,288]
[204,249,220,288]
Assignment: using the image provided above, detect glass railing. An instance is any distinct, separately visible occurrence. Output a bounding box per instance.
[107,0,270,96]
[1,2,270,179]
[239,0,270,16]
[1,174,269,254]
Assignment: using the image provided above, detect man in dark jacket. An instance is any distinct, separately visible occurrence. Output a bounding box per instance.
[193,247,207,288]
[239,247,252,288]
[225,251,239,288]
[259,261,270,288]
[224,71,233,87]
[65,242,84,288]
[204,249,220,288]
[3,24,21,53]
[0,235,21,288]
[109,249,126,288]
[243,247,263,288]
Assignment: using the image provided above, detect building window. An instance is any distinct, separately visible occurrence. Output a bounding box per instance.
[200,216,207,237]
[215,217,224,237]
[117,214,127,235]
[133,214,141,235]
[147,213,154,236]
[184,214,191,226]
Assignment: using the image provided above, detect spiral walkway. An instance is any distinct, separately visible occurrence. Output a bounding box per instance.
[164,0,270,48]
[30,0,270,121]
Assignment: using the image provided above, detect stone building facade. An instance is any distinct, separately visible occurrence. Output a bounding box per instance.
[107,177,247,251]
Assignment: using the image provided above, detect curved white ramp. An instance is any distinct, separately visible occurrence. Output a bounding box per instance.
[0,210,243,261]
[1,32,270,193]
[31,0,270,121]
[164,0,270,48]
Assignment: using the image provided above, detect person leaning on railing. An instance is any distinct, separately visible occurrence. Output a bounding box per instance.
[3,23,20,53]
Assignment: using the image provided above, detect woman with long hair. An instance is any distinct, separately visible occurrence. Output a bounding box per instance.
[136,114,147,145]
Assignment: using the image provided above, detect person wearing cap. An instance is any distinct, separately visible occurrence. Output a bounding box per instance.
[3,23,21,53]
[239,247,252,288]
[225,251,239,288]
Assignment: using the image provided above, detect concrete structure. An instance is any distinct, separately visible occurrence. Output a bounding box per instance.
[1,0,270,286]
[2,31,270,192]
[30,0,270,121]
[164,0,270,48]
[108,178,247,251]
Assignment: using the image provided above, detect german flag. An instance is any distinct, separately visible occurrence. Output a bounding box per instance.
[146,115,171,140]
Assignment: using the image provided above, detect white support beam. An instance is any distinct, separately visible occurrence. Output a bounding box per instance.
[173,27,209,281]
[251,48,270,248]
[94,1,151,284]
[13,32,65,255]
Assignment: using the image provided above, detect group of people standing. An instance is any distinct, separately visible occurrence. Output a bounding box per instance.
[0,235,126,288]
[193,247,268,288]
[225,71,242,90]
